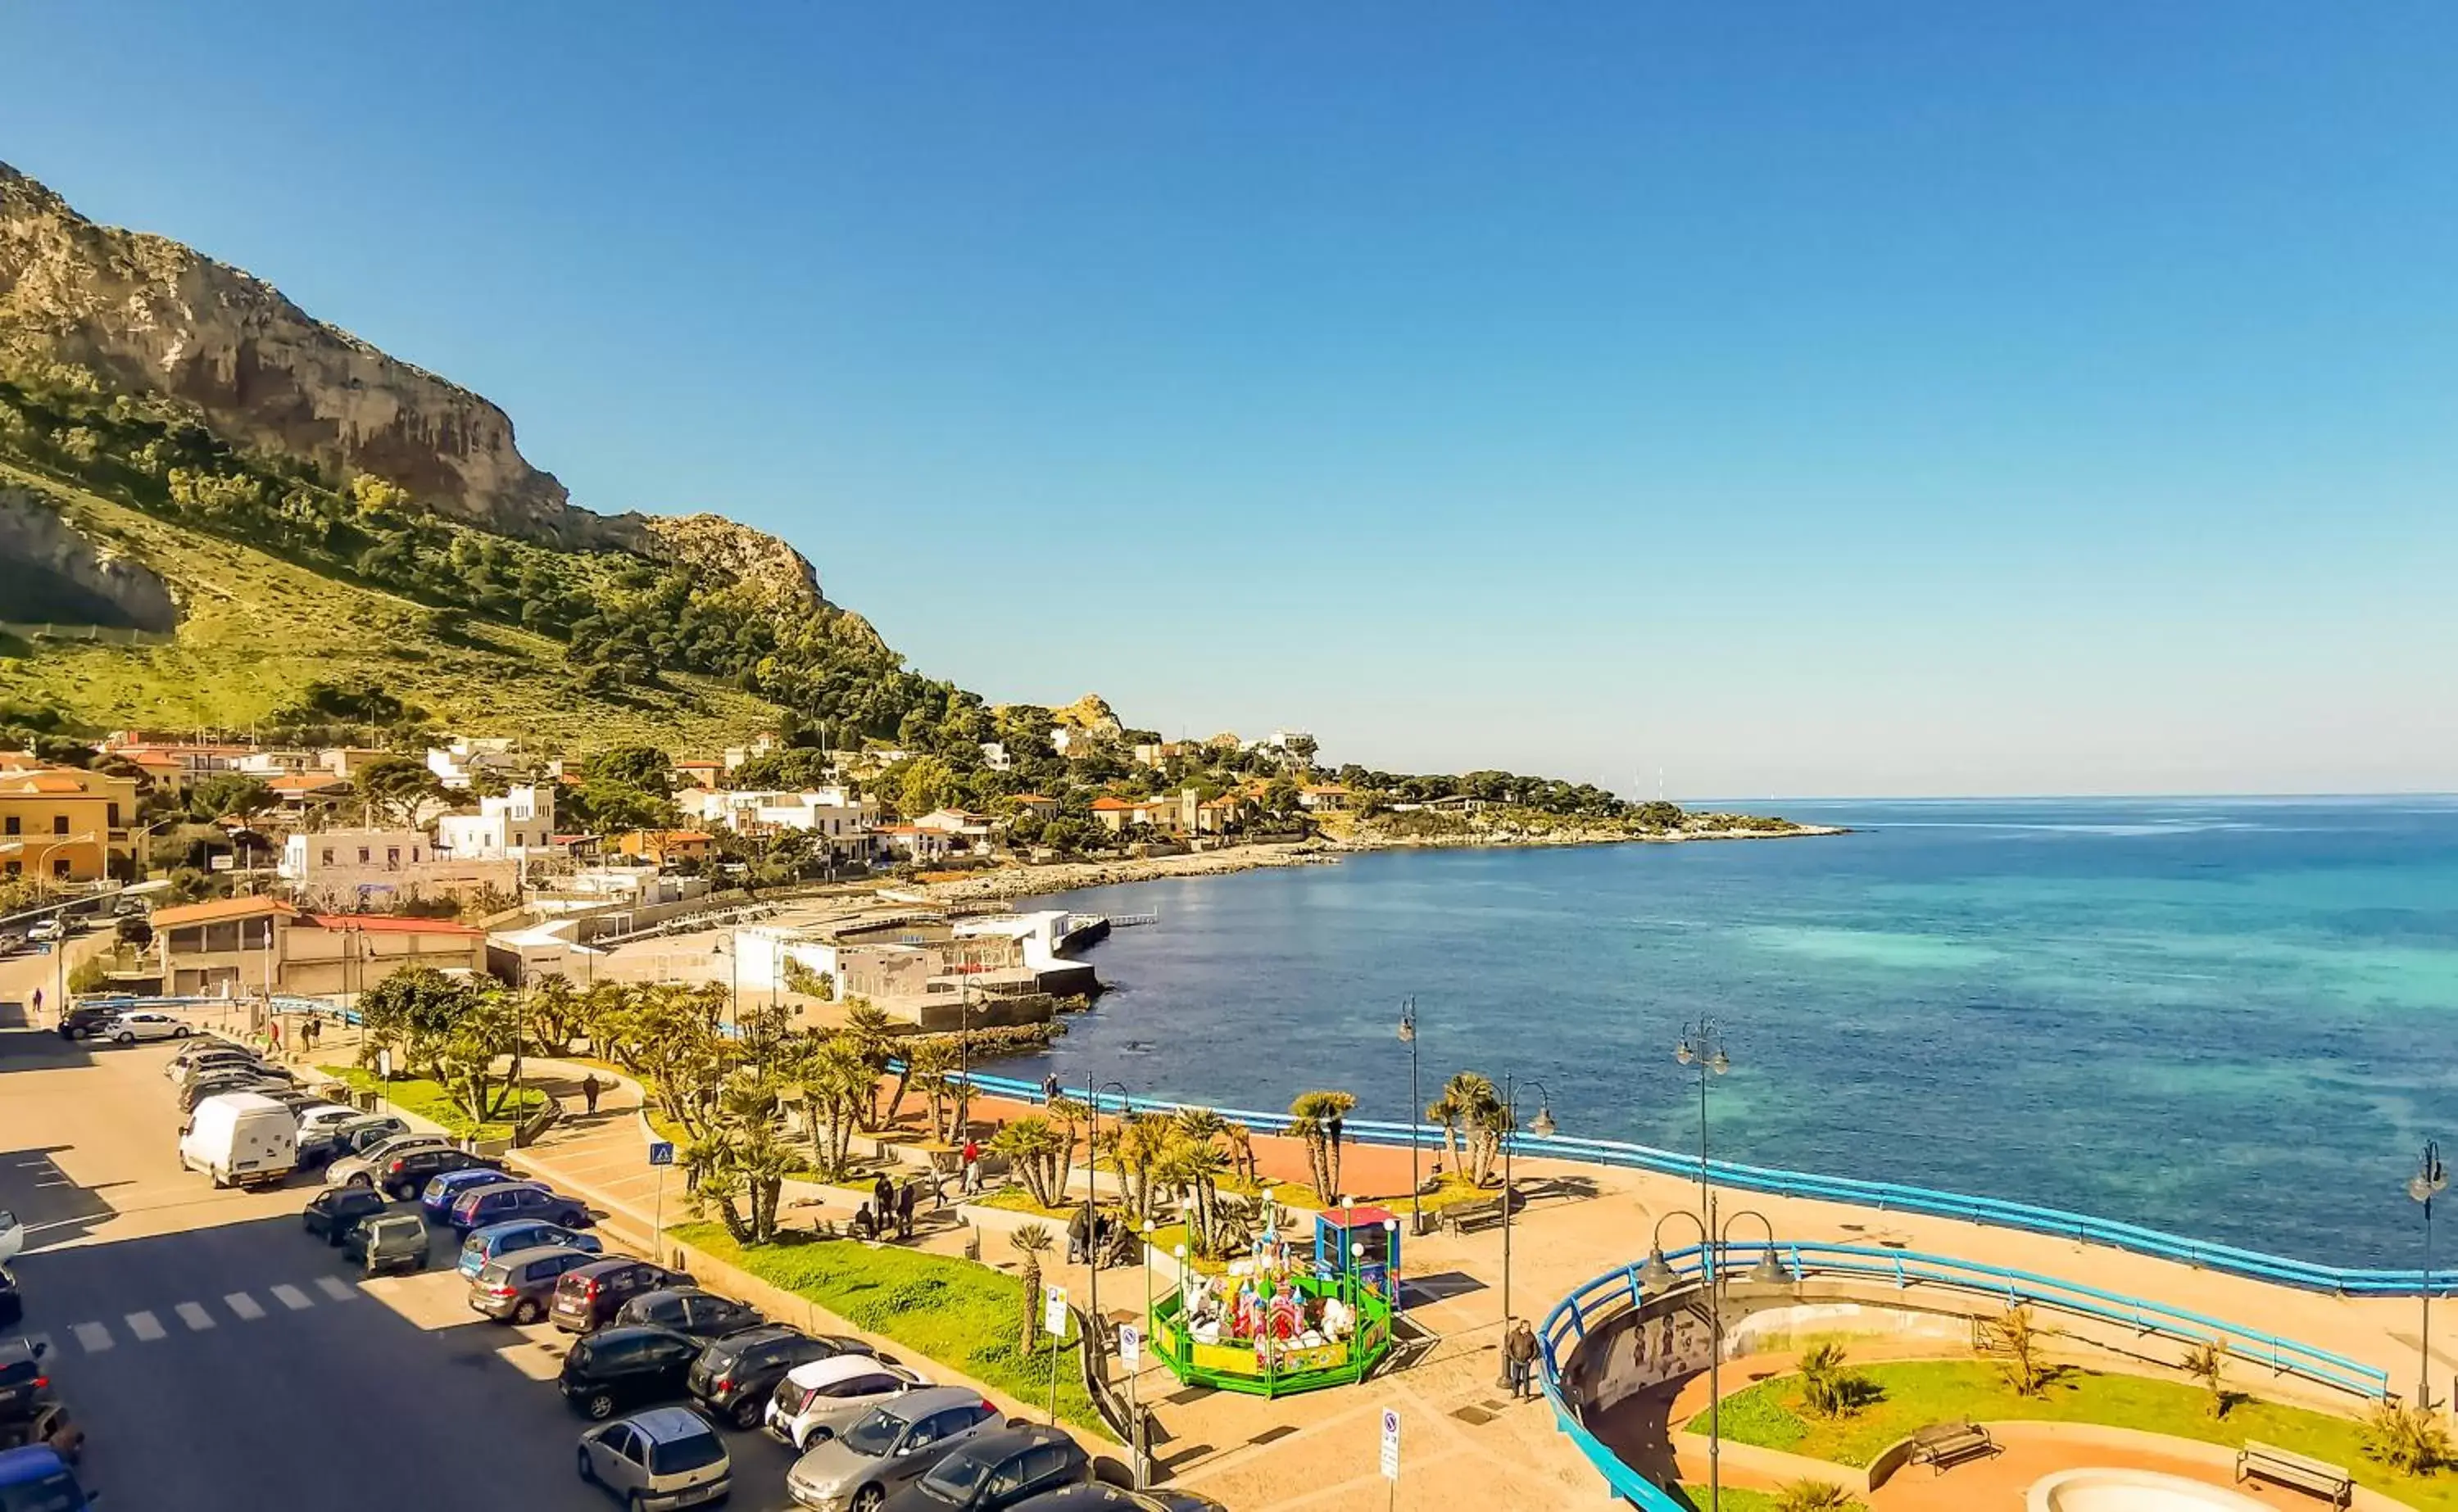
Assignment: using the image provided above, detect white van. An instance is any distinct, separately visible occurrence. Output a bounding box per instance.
[179,1092,298,1188]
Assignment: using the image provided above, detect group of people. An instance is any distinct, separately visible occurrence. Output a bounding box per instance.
[852,1170,928,1242]
[1175,1268,1358,1358]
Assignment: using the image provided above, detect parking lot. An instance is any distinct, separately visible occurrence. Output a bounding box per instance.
[0,1012,803,1511]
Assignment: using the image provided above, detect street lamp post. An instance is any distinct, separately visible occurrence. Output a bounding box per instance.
[1085,1078,1131,1376]
[2412,1142,2448,1410]
[1398,997,1420,1237]
[1674,1018,1731,1510]
[1497,1072,1558,1327]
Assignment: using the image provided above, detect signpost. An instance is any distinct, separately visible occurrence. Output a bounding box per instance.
[1043,1283,1068,1425]
[375,1048,393,1116]
[1118,1324,1145,1487]
[649,1140,676,1259]
[1380,1407,1400,1507]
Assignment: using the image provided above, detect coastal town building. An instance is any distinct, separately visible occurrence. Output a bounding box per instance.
[677,785,875,841]
[913,808,995,850]
[0,764,139,882]
[425,736,522,790]
[434,783,558,858]
[1298,783,1354,812]
[673,758,724,789]
[609,829,715,867]
[977,741,1011,772]
[154,895,487,997]
[279,826,519,911]
[1007,794,1061,822]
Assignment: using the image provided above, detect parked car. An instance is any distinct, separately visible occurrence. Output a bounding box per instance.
[469,1245,601,1324]
[55,1005,124,1041]
[614,1287,764,1343]
[302,1185,391,1242]
[166,1040,256,1079]
[557,1324,702,1420]
[102,1009,190,1044]
[784,1388,1003,1512]
[342,1212,430,1277]
[402,1153,510,1208]
[447,1181,592,1237]
[326,1134,454,1189]
[880,1424,1091,1512]
[24,921,61,945]
[296,1103,366,1138]
[0,1339,55,1424]
[687,1325,862,1430]
[179,1072,291,1115]
[459,1220,602,1279]
[301,1116,412,1170]
[0,1445,93,1512]
[552,1257,693,1334]
[575,1404,732,1508]
[179,1092,298,1188]
[766,1356,933,1451]
[1009,1488,1228,1512]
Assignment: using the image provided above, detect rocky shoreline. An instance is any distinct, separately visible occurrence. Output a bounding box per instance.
[920,822,1846,903]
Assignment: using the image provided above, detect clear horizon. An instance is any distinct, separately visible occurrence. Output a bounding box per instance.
[5,2,2453,799]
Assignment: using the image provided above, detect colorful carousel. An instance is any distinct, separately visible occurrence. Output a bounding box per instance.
[1149,1210,1400,1398]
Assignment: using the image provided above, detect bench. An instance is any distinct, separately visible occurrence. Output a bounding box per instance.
[1439,1196,1507,1234]
[1907,1419,1996,1472]
[2236,1441,2353,1509]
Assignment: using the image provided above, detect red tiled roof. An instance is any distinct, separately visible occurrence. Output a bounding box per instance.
[1089,798,1136,812]
[304,913,484,937]
[0,772,98,795]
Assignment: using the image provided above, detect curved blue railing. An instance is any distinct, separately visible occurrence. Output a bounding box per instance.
[938,1066,2451,1297]
[1536,1243,2390,1509]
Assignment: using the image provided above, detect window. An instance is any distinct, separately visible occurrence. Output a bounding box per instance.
[600,1425,640,1464]
[386,848,400,866]
[51,858,70,878]
[357,848,370,864]
[107,802,121,826]
[2,861,16,878]
[321,848,334,867]
[2,816,16,835]
[52,815,68,835]
[1021,1443,1073,1482]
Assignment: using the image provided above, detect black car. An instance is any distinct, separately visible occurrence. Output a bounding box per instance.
[1010,1487,1229,1512]
[613,1287,764,1343]
[686,1325,857,1430]
[0,1266,19,1330]
[379,1147,503,1202]
[302,1186,390,1243]
[883,1424,1093,1512]
[179,1074,290,1114]
[56,1005,123,1041]
[0,1338,55,1425]
[551,1257,694,1334]
[556,1324,701,1420]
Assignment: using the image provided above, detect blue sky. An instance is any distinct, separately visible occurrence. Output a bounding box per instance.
[6,3,2454,796]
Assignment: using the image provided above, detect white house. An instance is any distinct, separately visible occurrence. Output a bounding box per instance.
[978,742,1011,772]
[279,826,518,909]
[435,783,558,858]
[678,787,875,844]
[426,737,521,790]
[914,809,995,849]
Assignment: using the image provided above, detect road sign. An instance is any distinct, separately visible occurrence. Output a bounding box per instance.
[1118,1324,1141,1369]
[1043,1283,1068,1338]
[375,1048,392,1080]
[1379,1408,1400,1481]
[647,1141,676,1167]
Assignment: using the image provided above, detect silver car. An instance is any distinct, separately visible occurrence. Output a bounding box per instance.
[766,1355,929,1450]
[576,1405,731,1510]
[326,1133,453,1189]
[785,1387,1001,1512]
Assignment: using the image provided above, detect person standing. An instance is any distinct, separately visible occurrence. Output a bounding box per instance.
[579,1073,605,1115]
[1067,1202,1091,1265]
[1041,1072,1061,1106]
[1503,1318,1539,1400]
[896,1178,918,1239]
[873,1171,895,1225]
[960,1137,982,1197]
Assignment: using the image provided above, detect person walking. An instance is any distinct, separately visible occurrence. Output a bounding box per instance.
[1067,1202,1091,1265]
[960,1137,982,1197]
[896,1178,918,1239]
[266,1017,283,1060]
[1041,1072,1060,1106]
[302,1016,320,1053]
[1503,1318,1539,1400]
[579,1073,605,1116]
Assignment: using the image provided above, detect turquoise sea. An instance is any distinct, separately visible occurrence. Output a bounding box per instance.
[1018,798,2458,1268]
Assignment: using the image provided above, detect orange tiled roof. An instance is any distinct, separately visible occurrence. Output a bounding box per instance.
[153,897,300,928]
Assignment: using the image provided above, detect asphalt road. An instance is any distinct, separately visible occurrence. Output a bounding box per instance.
[0,1017,805,1511]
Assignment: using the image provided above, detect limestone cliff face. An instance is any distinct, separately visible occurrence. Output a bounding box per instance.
[646,513,825,611]
[0,161,647,553]
[0,487,178,631]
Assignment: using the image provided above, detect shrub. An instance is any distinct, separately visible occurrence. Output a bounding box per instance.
[1774,1480,1864,1512]
[1797,1342,1877,1419]
[2360,1401,2451,1474]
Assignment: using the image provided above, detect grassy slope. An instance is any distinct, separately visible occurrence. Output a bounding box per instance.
[0,462,782,751]
[673,1220,1109,1437]
[1701,1360,2451,1510]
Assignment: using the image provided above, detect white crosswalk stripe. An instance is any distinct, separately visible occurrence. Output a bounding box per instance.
[175,1302,215,1331]
[70,1322,111,1353]
[224,1292,265,1320]
[125,1311,166,1342]
[270,1283,313,1311]
[314,1276,356,1301]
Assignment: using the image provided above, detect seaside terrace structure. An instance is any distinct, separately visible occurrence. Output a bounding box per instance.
[153,895,488,996]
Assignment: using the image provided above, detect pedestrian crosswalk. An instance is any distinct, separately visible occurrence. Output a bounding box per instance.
[33,1277,369,1356]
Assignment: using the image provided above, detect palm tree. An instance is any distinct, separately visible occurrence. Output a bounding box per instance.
[1011,1223,1054,1351]
[2180,1339,2229,1418]
[842,1003,900,1128]
[1047,1094,1090,1202]
[794,1036,875,1180]
[990,1117,1065,1206]
[1980,1304,2053,1397]
[1113,1113,1177,1221]
[1425,1088,1467,1178]
[1286,1089,1358,1203]
[1159,1136,1232,1256]
[908,1039,959,1140]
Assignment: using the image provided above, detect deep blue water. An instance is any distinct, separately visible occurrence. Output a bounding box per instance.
[1009,798,2458,1268]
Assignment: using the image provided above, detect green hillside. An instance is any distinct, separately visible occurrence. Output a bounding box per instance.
[0,461,783,751]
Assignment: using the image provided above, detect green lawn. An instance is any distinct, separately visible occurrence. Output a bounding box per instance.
[1698,1360,2453,1510]
[672,1221,1110,1439]
[1669,1488,1784,1512]
[320,1065,549,1141]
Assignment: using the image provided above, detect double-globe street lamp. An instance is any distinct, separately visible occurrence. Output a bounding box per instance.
[1397,997,1421,1236]
[1497,1072,1558,1327]
[2410,1141,2447,1410]
[1083,1078,1133,1373]
[1674,1017,1732,1510]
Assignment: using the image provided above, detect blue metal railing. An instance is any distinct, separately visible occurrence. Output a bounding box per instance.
[935,1067,2447,1297]
[1535,1242,2389,1509]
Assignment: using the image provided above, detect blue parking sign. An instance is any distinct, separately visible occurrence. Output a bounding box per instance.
[647,1141,676,1166]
